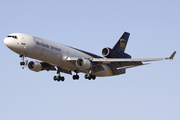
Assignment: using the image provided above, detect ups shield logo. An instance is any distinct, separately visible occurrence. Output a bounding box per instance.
[120,39,126,51]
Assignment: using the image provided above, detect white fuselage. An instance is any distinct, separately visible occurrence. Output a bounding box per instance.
[4,33,112,77]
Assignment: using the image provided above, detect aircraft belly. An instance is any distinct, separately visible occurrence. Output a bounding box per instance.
[94,65,111,77]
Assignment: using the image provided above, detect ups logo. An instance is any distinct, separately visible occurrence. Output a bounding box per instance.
[120,39,126,51]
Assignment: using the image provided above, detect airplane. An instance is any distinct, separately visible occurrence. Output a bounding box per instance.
[4,32,176,82]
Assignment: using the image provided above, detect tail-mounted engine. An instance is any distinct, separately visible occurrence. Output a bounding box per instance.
[102,47,131,58]
[28,61,56,72]
[76,58,92,70]
[102,47,121,58]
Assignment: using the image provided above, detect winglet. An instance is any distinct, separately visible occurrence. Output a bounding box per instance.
[166,51,176,60]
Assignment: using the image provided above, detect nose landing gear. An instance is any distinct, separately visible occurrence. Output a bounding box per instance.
[20,55,28,69]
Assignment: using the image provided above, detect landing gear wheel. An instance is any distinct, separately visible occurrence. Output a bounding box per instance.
[53,76,65,82]
[76,75,79,80]
[85,74,96,80]
[73,75,76,80]
[61,77,65,81]
[57,76,61,82]
[92,75,96,80]
[53,76,57,81]
[53,67,65,82]
[20,62,25,66]
[85,74,88,79]
[73,75,79,80]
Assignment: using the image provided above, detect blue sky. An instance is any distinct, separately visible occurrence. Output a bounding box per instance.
[0,0,179,120]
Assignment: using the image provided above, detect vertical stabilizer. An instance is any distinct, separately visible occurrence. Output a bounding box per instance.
[113,32,130,54]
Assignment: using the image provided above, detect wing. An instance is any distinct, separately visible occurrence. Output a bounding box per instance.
[92,51,176,69]
[66,51,176,70]
[92,57,167,64]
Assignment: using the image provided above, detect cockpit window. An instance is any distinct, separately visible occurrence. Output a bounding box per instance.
[7,35,18,39]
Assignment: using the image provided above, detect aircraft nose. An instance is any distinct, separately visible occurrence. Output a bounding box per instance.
[4,38,10,46]
[4,37,17,51]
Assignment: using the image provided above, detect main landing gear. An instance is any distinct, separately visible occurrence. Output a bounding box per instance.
[73,75,79,80]
[73,71,79,80]
[72,70,96,80]
[85,74,96,80]
[54,67,65,82]
[84,70,96,80]
[53,69,96,81]
[54,76,65,82]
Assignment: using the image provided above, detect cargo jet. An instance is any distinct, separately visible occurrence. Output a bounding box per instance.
[4,32,176,81]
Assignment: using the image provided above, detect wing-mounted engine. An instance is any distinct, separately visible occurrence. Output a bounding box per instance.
[28,61,56,72]
[102,47,131,58]
[76,58,92,70]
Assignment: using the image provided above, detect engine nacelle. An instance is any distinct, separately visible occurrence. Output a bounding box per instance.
[28,61,42,72]
[102,47,121,58]
[76,58,92,70]
[102,47,131,58]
